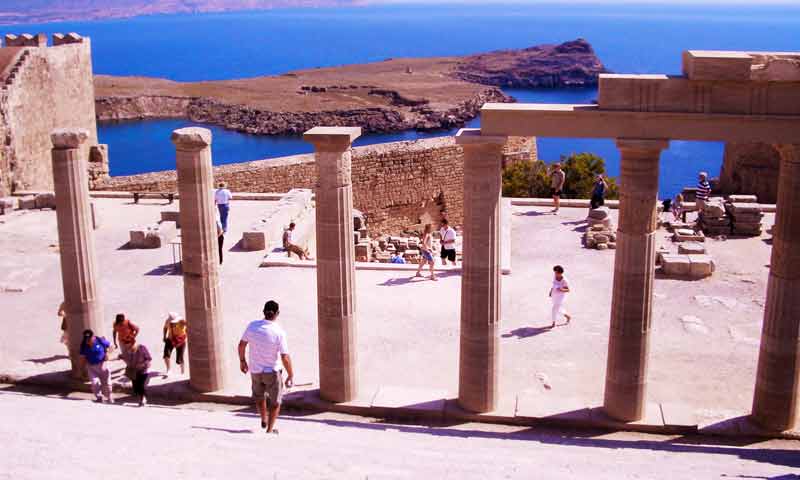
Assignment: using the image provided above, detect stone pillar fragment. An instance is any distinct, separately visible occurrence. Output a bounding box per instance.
[751,143,800,431]
[51,128,103,378]
[603,138,668,422]
[172,127,227,393]
[303,126,362,403]
[455,128,507,413]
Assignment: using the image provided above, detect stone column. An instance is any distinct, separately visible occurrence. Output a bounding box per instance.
[603,138,668,422]
[51,129,104,378]
[303,126,362,403]
[456,128,507,413]
[172,127,227,393]
[751,143,800,431]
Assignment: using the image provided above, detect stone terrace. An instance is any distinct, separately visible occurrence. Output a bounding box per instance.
[0,198,776,428]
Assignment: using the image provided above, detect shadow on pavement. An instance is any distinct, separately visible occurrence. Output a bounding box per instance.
[502,326,554,339]
[25,355,69,365]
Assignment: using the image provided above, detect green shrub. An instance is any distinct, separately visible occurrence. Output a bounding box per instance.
[502,153,618,199]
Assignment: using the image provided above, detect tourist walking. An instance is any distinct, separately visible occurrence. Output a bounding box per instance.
[696,172,711,211]
[162,312,188,377]
[238,300,295,434]
[283,222,310,260]
[551,163,566,214]
[415,224,438,281]
[439,219,457,266]
[590,174,607,210]
[549,265,572,328]
[113,313,140,354]
[215,181,232,233]
[79,329,114,403]
[120,341,152,407]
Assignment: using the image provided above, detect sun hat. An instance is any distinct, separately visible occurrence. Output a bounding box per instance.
[167,312,184,323]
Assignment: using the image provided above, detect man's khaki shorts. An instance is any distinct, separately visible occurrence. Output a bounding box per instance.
[251,371,284,406]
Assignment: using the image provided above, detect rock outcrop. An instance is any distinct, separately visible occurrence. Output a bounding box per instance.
[95,39,606,135]
[718,142,780,204]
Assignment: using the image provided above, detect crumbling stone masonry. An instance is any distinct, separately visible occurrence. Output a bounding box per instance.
[0,32,107,197]
[96,136,538,235]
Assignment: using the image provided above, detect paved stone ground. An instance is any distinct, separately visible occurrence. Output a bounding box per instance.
[1,387,797,479]
[0,198,779,428]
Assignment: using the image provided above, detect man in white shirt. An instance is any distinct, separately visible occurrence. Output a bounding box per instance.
[549,265,572,328]
[238,300,294,434]
[439,219,457,266]
[215,181,232,233]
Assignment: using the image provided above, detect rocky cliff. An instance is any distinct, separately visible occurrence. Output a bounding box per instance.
[95,39,606,135]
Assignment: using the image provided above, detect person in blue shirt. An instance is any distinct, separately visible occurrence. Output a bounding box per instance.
[590,175,607,210]
[390,253,406,264]
[79,329,114,403]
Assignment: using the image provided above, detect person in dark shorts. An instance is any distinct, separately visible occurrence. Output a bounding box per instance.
[439,219,457,266]
[551,163,566,214]
[239,300,295,434]
[162,312,187,377]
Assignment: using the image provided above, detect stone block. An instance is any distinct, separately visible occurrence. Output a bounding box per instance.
[358,227,368,241]
[688,254,715,278]
[678,242,706,255]
[353,232,360,245]
[673,230,705,243]
[0,197,17,214]
[160,210,181,228]
[702,201,726,217]
[608,242,617,250]
[656,247,671,265]
[596,243,608,251]
[375,251,391,263]
[587,206,611,220]
[130,222,177,249]
[683,50,753,81]
[661,254,692,276]
[727,202,762,214]
[403,248,420,262]
[728,194,758,203]
[355,242,371,262]
[35,193,56,209]
[241,230,267,251]
[19,196,37,210]
[594,234,609,244]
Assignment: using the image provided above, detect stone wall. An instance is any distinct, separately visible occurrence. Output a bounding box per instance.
[96,136,537,234]
[718,142,780,204]
[0,33,103,197]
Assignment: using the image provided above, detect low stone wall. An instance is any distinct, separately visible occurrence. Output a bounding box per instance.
[97,136,536,234]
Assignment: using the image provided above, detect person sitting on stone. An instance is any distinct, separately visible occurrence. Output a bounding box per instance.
[282,222,311,260]
[672,193,685,222]
[590,175,607,210]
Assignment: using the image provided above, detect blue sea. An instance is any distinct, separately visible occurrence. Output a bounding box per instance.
[11,3,800,197]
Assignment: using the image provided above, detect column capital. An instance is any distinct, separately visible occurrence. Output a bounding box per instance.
[455,128,507,147]
[304,127,362,151]
[616,138,670,152]
[51,129,89,150]
[171,127,212,151]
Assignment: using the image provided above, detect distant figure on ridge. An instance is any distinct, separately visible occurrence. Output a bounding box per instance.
[283,222,310,260]
[549,265,571,328]
[696,172,711,212]
[113,313,140,354]
[238,300,295,435]
[162,312,188,377]
[551,163,566,214]
[439,219,457,266]
[120,340,152,407]
[80,329,113,404]
[215,181,232,233]
[415,224,438,281]
[590,174,607,210]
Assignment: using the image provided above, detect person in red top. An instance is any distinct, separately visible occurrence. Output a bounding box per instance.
[113,313,140,354]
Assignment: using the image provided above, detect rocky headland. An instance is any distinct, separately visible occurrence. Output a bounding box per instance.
[95,39,607,135]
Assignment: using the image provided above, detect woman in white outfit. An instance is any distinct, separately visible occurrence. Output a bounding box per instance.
[549,265,572,328]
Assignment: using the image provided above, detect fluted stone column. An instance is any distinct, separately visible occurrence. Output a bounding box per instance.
[51,128,104,378]
[303,126,362,403]
[456,128,507,413]
[172,127,227,393]
[603,138,668,422]
[752,143,800,431]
